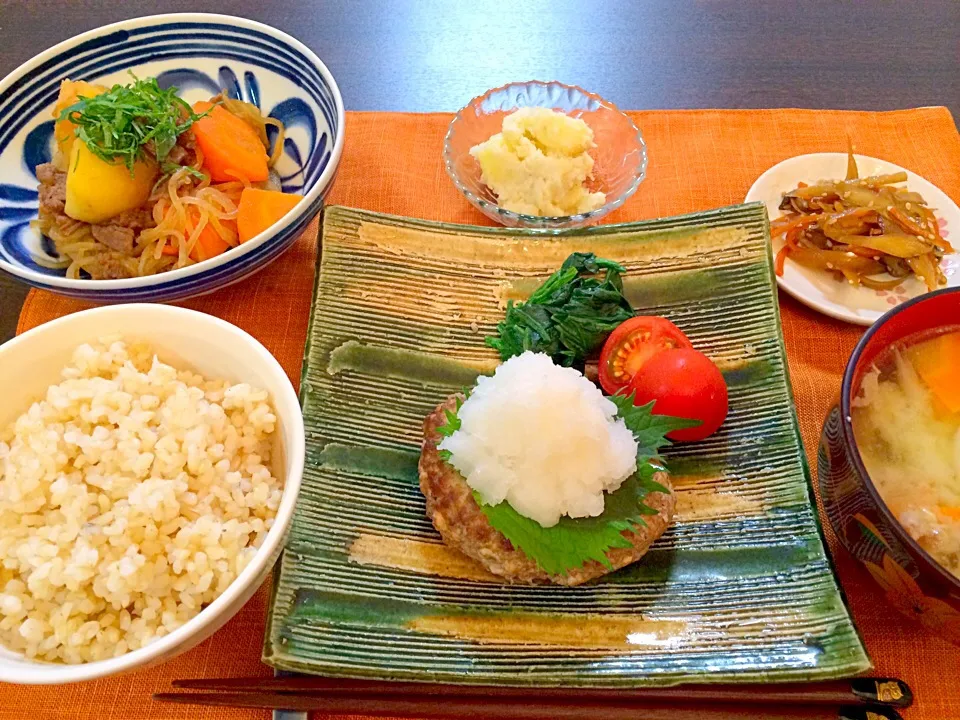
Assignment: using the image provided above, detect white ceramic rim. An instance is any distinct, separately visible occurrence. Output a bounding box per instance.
[0,13,345,291]
[0,304,305,684]
[745,152,960,326]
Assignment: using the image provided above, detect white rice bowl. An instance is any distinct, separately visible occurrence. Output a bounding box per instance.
[0,338,282,664]
[0,304,303,684]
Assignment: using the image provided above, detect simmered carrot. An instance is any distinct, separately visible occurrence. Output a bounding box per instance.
[236,188,302,243]
[158,210,232,261]
[774,244,789,276]
[940,506,960,521]
[191,101,269,183]
[770,214,820,238]
[186,206,234,262]
[774,228,800,277]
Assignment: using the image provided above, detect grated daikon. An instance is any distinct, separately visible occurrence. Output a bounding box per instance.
[438,352,638,528]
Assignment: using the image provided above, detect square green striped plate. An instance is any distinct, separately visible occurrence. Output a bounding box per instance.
[263,203,870,686]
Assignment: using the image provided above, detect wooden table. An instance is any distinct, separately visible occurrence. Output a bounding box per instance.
[0,0,957,342]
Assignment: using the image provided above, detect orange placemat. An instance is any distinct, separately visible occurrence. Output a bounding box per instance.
[7,108,960,720]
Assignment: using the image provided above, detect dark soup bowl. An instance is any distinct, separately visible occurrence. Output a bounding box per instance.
[819,286,960,644]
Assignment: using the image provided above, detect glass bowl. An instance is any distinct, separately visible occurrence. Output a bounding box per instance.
[443,81,647,231]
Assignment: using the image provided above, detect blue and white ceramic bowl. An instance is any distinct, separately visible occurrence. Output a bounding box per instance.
[0,13,344,302]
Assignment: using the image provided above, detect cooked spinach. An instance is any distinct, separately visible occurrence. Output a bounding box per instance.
[485,252,635,366]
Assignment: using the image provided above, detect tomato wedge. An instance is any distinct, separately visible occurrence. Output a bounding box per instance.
[627,348,728,442]
[598,317,692,395]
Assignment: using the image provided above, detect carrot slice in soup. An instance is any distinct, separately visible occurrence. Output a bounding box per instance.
[191,101,269,183]
[237,188,302,243]
[909,332,960,414]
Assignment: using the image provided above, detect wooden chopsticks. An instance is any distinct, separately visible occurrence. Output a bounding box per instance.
[155,675,912,719]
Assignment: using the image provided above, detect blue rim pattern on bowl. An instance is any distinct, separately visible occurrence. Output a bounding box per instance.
[0,14,344,302]
[443,81,648,231]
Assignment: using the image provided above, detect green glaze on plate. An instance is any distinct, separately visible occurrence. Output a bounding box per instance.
[264,204,870,686]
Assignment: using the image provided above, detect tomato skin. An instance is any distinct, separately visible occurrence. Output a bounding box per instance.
[626,348,728,442]
[598,317,692,396]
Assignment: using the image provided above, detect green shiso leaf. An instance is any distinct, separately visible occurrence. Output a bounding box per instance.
[605,392,700,466]
[475,465,667,576]
[435,396,463,462]
[58,72,212,174]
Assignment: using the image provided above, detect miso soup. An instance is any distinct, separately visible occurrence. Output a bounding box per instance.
[851,327,960,578]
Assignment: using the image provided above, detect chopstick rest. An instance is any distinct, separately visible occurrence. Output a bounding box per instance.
[848,678,912,708]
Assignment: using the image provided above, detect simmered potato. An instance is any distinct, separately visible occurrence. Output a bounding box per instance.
[52,79,108,171]
[64,142,157,224]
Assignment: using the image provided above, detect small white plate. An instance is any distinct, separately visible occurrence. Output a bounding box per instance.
[745,153,960,325]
